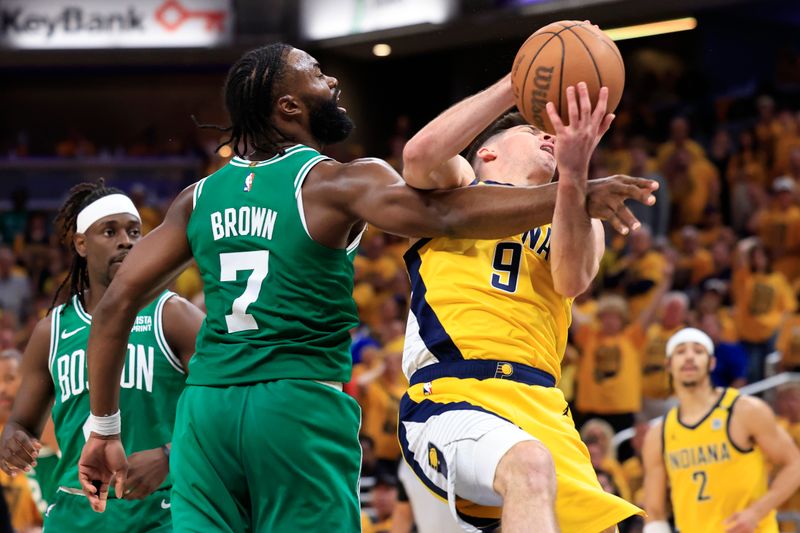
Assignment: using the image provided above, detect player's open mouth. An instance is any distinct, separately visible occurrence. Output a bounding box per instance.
[541,144,554,155]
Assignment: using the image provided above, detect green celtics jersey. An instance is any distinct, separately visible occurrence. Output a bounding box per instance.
[186,144,360,386]
[48,292,185,494]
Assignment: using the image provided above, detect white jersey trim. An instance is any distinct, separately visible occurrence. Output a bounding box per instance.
[154,291,185,374]
[192,177,209,210]
[230,144,314,168]
[72,296,92,325]
[402,306,440,380]
[294,154,332,241]
[48,306,62,375]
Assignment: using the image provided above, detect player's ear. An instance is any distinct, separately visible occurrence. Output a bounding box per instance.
[708,355,717,373]
[276,95,302,118]
[73,233,88,258]
[477,147,498,163]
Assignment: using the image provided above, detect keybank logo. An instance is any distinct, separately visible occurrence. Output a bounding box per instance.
[0,6,146,38]
[0,0,231,49]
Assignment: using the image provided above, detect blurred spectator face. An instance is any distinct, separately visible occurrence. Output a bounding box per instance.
[670,117,690,143]
[699,313,722,344]
[0,247,14,278]
[680,226,699,253]
[361,232,386,259]
[629,226,652,255]
[789,148,800,175]
[698,288,723,315]
[383,350,402,377]
[0,329,14,351]
[0,353,20,422]
[598,310,624,336]
[586,439,605,468]
[757,95,775,120]
[711,129,731,157]
[661,294,688,329]
[749,245,769,273]
[738,129,755,151]
[776,190,795,210]
[372,483,398,520]
[630,146,648,173]
[360,435,376,469]
[379,298,400,323]
[776,386,800,423]
[711,240,732,270]
[596,470,618,495]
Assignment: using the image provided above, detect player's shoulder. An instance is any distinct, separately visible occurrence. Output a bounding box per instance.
[731,393,773,418]
[643,419,665,455]
[30,312,54,340]
[318,157,394,177]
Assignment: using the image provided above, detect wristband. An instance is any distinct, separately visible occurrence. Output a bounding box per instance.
[161,444,170,459]
[87,411,121,436]
[643,521,671,533]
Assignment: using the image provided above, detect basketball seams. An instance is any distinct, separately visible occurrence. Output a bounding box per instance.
[563,25,604,89]
[573,24,625,72]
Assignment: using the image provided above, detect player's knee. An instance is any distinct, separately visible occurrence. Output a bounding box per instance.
[493,440,555,498]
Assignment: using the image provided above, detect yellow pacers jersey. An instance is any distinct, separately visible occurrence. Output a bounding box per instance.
[403,222,571,381]
[663,388,777,533]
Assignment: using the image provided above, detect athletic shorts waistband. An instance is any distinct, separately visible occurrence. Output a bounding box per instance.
[409,360,556,388]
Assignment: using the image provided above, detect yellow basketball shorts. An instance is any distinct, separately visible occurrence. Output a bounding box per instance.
[398,360,643,533]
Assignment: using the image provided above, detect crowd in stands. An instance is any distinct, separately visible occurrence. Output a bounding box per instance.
[1,90,800,531]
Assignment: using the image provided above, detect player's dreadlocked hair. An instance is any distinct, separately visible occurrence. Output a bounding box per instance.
[195,43,293,158]
[51,179,125,311]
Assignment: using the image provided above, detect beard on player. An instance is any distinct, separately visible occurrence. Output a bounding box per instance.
[677,358,713,389]
[306,90,354,146]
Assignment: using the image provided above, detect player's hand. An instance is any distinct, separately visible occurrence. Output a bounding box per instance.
[78,434,128,513]
[724,508,760,533]
[117,447,169,500]
[545,82,615,177]
[0,423,41,476]
[586,175,658,234]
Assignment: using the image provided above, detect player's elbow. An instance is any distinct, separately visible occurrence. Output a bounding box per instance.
[402,139,437,187]
[553,275,591,299]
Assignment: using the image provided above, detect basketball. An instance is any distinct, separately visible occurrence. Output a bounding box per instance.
[512,21,625,134]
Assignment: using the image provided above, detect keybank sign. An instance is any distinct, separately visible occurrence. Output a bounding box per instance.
[0,0,232,49]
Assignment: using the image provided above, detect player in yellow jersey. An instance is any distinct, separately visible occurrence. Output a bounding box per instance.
[397,74,652,531]
[642,328,800,533]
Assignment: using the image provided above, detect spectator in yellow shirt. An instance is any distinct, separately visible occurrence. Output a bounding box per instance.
[692,279,737,343]
[0,350,41,533]
[360,343,407,466]
[732,238,797,381]
[608,225,667,318]
[776,293,800,372]
[674,226,715,289]
[749,176,800,282]
[656,116,707,172]
[580,418,632,502]
[573,266,671,432]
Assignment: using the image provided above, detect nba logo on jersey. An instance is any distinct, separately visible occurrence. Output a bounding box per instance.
[243,172,255,192]
[712,418,722,430]
[423,382,433,396]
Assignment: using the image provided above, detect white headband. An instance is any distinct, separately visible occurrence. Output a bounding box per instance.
[76,194,141,234]
[666,327,714,358]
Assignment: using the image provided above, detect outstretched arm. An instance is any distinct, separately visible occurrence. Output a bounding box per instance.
[642,421,670,530]
[549,83,615,297]
[318,158,657,240]
[87,187,195,416]
[80,186,194,511]
[402,74,514,190]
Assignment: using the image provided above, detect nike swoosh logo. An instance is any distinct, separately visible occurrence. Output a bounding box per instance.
[160,499,171,509]
[61,327,86,340]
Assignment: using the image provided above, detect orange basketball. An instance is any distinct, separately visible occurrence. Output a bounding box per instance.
[511,21,625,134]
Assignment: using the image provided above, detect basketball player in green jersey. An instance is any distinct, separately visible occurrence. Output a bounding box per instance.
[78,43,658,532]
[0,181,203,532]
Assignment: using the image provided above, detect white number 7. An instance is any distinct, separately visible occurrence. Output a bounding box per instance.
[219,251,269,333]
